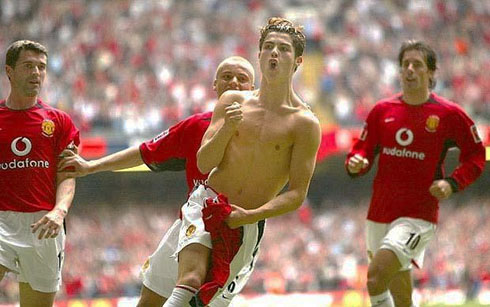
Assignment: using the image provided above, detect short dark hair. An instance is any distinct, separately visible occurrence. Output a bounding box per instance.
[6,40,48,68]
[398,40,437,89]
[259,17,306,58]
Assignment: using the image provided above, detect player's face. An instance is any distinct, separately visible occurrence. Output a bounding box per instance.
[7,50,47,97]
[259,32,299,77]
[400,49,433,93]
[213,63,254,97]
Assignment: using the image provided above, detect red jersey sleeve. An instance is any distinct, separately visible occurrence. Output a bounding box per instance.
[56,111,80,154]
[346,104,381,177]
[139,119,189,172]
[446,106,485,191]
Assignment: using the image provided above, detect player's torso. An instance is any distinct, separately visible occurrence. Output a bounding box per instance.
[209,98,296,208]
[0,107,58,174]
[0,102,69,211]
[374,101,452,186]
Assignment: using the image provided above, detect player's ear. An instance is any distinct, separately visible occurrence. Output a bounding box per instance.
[212,79,217,92]
[5,65,12,81]
[294,56,303,72]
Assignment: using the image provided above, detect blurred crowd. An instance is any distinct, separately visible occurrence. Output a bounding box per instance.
[0,0,489,142]
[1,199,489,303]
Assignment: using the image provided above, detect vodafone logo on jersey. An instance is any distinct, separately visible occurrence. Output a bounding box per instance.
[395,128,414,146]
[382,128,426,161]
[0,137,50,170]
[11,137,32,156]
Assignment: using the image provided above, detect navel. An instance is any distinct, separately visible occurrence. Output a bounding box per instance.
[275,144,280,151]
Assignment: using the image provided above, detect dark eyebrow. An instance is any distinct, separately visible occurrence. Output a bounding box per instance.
[20,60,47,65]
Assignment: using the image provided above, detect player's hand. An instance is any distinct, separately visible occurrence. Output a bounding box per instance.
[429,179,453,200]
[225,204,249,229]
[347,154,369,174]
[223,102,243,130]
[57,149,92,178]
[31,208,67,239]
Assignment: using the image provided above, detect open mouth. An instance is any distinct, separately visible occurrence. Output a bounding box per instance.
[269,60,278,69]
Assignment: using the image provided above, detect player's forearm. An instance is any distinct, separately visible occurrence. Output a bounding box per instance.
[247,190,306,223]
[89,146,143,174]
[55,177,76,214]
[449,149,485,191]
[197,125,235,174]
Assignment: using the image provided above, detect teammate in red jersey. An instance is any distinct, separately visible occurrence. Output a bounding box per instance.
[0,40,80,307]
[58,56,255,306]
[346,40,485,307]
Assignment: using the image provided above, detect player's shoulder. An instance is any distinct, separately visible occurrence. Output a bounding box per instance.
[183,111,213,123]
[219,90,255,104]
[375,93,403,109]
[366,94,403,117]
[180,111,212,131]
[36,99,72,119]
[293,103,321,136]
[428,93,466,113]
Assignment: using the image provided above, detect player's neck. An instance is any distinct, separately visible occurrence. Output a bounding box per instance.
[259,77,294,107]
[402,90,430,106]
[6,92,38,110]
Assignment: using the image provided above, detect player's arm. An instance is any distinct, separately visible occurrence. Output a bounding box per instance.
[430,109,485,199]
[226,113,321,228]
[58,146,143,178]
[32,146,80,239]
[197,91,243,174]
[345,106,379,177]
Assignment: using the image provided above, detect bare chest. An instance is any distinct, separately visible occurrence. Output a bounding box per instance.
[234,107,294,153]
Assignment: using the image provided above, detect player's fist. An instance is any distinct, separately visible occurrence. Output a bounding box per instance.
[347,154,369,174]
[223,101,243,129]
[429,179,453,200]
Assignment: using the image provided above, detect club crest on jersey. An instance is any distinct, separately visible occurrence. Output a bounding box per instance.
[41,119,55,137]
[425,115,439,133]
[186,224,197,237]
[153,129,169,143]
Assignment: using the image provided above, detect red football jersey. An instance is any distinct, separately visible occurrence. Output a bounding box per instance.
[139,112,211,194]
[346,93,485,224]
[0,99,80,212]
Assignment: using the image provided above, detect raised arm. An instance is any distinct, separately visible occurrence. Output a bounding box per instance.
[227,112,321,227]
[197,91,244,174]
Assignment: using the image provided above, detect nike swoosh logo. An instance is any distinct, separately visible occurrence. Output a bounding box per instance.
[384,118,394,123]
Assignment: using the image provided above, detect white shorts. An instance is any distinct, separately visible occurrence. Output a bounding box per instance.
[0,210,65,293]
[141,185,265,306]
[366,217,436,270]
